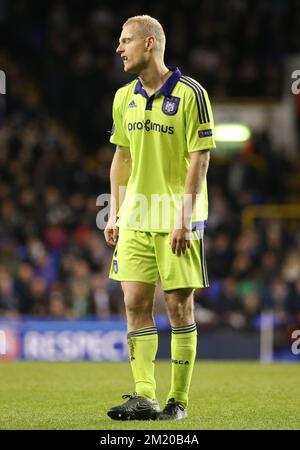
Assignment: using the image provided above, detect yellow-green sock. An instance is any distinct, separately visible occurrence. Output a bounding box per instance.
[167,323,197,407]
[127,326,158,400]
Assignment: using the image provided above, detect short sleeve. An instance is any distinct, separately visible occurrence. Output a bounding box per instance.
[185,85,216,152]
[109,90,130,148]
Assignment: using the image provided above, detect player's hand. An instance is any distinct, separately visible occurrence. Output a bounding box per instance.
[104,217,119,248]
[170,227,191,256]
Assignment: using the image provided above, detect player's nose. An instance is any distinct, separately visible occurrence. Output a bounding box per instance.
[116,44,123,54]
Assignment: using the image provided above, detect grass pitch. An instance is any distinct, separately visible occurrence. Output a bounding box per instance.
[0,361,299,430]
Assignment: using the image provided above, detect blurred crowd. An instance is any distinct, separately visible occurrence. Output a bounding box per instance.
[1,111,300,335]
[1,0,300,147]
[0,0,300,336]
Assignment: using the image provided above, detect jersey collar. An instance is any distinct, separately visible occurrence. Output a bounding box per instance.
[134,66,182,98]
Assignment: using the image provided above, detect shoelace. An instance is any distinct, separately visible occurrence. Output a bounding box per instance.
[165,399,185,412]
[122,392,138,400]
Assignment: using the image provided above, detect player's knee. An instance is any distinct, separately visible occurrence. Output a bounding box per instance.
[124,294,152,317]
[169,303,193,324]
[165,294,194,325]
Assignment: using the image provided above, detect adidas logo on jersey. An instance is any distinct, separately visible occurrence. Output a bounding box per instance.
[128,100,137,108]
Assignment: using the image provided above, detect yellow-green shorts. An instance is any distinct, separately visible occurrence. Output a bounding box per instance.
[109,227,209,291]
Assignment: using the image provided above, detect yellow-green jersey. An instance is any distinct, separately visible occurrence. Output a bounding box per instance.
[109,66,216,232]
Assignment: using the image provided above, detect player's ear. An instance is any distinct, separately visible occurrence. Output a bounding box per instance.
[145,36,155,51]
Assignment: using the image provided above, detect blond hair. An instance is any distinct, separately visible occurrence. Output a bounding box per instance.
[123,15,166,55]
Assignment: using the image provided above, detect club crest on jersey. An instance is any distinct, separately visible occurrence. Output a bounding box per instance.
[162,96,180,116]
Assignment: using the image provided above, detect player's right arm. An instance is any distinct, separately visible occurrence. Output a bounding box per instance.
[104,145,131,247]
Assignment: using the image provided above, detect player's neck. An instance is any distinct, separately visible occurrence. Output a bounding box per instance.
[138,61,171,97]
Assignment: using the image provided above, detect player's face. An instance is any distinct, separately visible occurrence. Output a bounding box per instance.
[116,24,150,74]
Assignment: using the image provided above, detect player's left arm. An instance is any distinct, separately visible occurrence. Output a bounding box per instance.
[171,149,210,256]
[171,84,215,256]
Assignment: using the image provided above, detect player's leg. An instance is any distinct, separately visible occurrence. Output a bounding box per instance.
[153,230,207,419]
[161,288,197,419]
[122,281,158,400]
[107,281,160,420]
[107,230,160,420]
